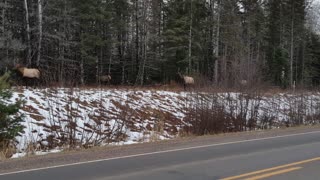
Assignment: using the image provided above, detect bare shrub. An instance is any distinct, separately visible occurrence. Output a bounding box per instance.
[182,88,265,135]
[305,93,320,124]
[14,86,320,155]
[183,93,233,135]
[258,112,276,129]
[23,88,131,152]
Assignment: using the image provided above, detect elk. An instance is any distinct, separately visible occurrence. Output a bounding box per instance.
[14,64,40,79]
[14,64,40,87]
[239,79,248,86]
[178,72,194,90]
[100,74,111,85]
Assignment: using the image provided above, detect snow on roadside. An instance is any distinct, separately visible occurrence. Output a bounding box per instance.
[9,88,190,156]
[8,88,320,158]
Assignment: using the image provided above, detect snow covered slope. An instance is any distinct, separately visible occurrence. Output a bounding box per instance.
[8,88,320,157]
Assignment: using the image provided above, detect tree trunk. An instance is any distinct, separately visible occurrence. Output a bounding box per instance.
[290,6,294,88]
[1,0,4,34]
[2,0,7,63]
[60,0,67,86]
[96,48,100,84]
[188,0,193,74]
[214,0,220,85]
[108,51,112,75]
[23,0,31,66]
[247,10,251,82]
[37,0,43,67]
[158,0,163,62]
[140,36,147,86]
[140,7,148,86]
[135,0,139,78]
[80,57,84,85]
[301,39,305,86]
[120,33,125,85]
[159,0,164,81]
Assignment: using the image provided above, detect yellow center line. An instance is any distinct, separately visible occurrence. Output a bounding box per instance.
[244,167,302,180]
[221,157,320,180]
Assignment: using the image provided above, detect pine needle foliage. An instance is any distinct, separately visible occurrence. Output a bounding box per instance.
[0,73,24,150]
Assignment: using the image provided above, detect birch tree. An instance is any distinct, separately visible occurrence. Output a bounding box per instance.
[37,0,43,66]
[23,0,31,66]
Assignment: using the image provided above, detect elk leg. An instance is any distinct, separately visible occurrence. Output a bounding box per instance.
[24,78,28,88]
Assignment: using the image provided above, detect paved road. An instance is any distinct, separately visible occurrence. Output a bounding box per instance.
[1,130,320,180]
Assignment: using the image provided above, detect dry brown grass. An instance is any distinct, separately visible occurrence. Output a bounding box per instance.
[12,82,320,96]
[0,142,17,159]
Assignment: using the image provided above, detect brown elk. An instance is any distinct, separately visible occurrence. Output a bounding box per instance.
[178,72,194,90]
[14,64,40,79]
[100,74,111,85]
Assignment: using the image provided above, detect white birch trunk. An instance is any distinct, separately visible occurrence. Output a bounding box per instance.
[24,0,31,66]
[135,0,150,86]
[37,0,43,66]
[140,12,148,86]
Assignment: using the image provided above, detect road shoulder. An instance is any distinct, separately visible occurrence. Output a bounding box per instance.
[0,125,319,174]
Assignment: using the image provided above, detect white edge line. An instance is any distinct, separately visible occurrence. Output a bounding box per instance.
[1,130,320,176]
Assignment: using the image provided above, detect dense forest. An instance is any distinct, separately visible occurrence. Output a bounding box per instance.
[0,0,320,88]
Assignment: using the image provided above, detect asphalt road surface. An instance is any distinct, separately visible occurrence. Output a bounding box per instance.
[1,130,320,180]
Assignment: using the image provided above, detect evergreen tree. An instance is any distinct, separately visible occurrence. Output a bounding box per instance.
[0,73,24,156]
[218,0,243,86]
[162,0,189,79]
[0,0,318,88]
[163,0,206,79]
[145,0,165,83]
[265,0,283,82]
[305,32,320,86]
[240,0,265,82]
[0,0,25,69]
[271,47,289,88]
[41,0,78,85]
[111,0,130,84]
[75,0,109,84]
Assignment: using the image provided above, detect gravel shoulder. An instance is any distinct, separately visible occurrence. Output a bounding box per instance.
[1,125,320,174]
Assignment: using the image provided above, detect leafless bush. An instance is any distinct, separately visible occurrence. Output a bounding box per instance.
[183,93,232,135]
[16,87,320,154]
[258,112,276,129]
[284,92,320,126]
[305,93,320,124]
[182,88,265,135]
[23,88,130,151]
[287,93,306,126]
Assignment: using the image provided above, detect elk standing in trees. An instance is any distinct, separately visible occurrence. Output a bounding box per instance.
[14,64,40,87]
[178,72,194,90]
[239,79,248,86]
[100,74,111,85]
